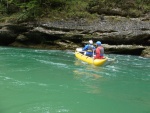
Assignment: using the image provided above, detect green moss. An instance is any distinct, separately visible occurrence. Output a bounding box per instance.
[128,9,142,17]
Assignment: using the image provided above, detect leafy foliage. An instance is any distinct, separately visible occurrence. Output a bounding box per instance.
[0,0,149,22]
[87,0,150,17]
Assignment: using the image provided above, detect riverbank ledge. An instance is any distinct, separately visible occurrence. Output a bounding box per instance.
[0,16,150,57]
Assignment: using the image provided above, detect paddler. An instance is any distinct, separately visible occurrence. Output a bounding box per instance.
[82,40,95,57]
[94,41,105,59]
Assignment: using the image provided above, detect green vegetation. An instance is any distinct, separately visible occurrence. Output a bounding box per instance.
[87,0,150,17]
[0,0,149,22]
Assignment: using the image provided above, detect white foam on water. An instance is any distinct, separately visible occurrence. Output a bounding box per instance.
[36,59,68,68]
[66,50,74,54]
[34,49,49,53]
[0,74,49,88]
[38,83,48,87]
[0,75,12,81]
[105,72,112,76]
[4,76,12,80]
[138,56,149,59]
[106,65,121,71]
[10,68,31,72]
[57,108,69,113]
[0,47,10,50]
[12,81,26,86]
[25,103,70,113]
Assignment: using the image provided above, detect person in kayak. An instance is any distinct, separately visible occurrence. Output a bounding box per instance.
[82,40,95,57]
[94,41,105,59]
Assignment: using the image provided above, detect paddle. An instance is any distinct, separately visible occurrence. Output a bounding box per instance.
[92,49,95,64]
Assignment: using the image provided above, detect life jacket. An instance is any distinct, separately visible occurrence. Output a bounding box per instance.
[95,46,104,59]
[87,45,94,52]
[98,46,104,57]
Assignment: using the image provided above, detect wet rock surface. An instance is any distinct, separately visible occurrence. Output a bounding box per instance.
[0,16,150,57]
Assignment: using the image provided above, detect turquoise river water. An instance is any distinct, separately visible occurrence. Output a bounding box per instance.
[0,47,150,113]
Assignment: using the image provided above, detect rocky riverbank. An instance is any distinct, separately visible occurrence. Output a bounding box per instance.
[0,16,150,57]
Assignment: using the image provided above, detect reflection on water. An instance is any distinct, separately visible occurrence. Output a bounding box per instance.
[73,69,102,94]
[73,59,105,94]
[73,70,102,80]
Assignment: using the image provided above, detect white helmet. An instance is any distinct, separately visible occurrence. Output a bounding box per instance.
[89,40,93,44]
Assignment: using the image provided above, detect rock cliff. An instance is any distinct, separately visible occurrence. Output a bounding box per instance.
[0,16,149,57]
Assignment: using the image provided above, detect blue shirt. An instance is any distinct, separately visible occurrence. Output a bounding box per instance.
[82,44,95,57]
[82,44,95,51]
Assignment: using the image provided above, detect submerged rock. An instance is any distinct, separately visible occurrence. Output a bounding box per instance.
[141,47,150,58]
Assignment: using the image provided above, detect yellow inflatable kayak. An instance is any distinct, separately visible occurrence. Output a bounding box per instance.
[75,51,107,66]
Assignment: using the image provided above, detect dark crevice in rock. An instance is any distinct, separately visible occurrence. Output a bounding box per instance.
[105,48,145,55]
[141,28,149,31]
[0,34,16,45]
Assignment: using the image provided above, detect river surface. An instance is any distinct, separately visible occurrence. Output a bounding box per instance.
[0,47,150,113]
